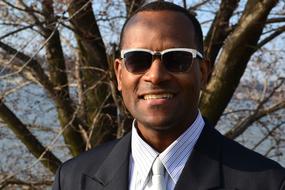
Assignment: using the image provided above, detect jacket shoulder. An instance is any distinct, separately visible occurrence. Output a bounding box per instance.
[52,139,119,190]
[221,133,284,170]
[218,130,285,189]
[61,139,118,174]
[202,123,283,170]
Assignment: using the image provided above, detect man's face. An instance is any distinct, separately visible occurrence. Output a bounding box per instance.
[114,11,208,132]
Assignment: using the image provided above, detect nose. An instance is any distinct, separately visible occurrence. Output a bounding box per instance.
[142,58,171,84]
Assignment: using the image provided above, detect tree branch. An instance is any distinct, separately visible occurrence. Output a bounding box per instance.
[0,100,61,174]
[124,0,146,17]
[188,0,211,11]
[67,0,118,146]
[0,22,43,36]
[0,29,86,156]
[0,24,37,41]
[252,121,284,150]
[224,78,284,139]
[204,0,240,65]
[225,100,285,139]
[200,0,279,126]
[41,0,86,155]
[0,175,53,189]
[266,17,285,24]
[256,78,284,111]
[1,0,43,15]
[17,0,46,32]
[182,0,187,8]
[257,25,285,48]
[0,41,55,96]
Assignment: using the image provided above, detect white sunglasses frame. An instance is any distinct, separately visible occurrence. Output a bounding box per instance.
[120,48,203,60]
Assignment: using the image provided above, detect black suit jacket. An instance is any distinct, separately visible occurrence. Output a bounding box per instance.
[52,124,285,190]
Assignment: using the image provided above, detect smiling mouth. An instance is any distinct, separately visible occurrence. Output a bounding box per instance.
[143,93,174,100]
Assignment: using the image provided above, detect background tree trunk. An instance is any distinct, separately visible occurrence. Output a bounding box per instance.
[200,0,279,126]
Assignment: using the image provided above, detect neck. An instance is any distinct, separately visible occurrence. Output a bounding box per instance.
[136,128,180,152]
[136,112,198,152]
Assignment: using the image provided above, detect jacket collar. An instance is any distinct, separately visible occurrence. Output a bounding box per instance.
[82,132,131,190]
[82,123,226,190]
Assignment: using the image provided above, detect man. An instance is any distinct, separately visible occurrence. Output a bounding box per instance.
[52,2,285,190]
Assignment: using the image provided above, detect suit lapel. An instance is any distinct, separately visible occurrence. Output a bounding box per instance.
[174,125,224,190]
[80,124,227,190]
[81,132,131,190]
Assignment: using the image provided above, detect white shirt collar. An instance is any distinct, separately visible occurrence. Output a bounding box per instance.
[131,112,205,185]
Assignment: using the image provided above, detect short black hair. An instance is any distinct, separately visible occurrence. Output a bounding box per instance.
[119,1,204,55]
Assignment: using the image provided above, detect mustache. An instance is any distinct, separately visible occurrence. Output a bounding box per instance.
[137,82,178,93]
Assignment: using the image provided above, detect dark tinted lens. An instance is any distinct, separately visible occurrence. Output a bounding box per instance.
[163,51,193,72]
[124,51,152,74]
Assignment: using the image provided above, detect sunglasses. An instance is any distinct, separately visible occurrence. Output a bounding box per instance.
[120,48,203,74]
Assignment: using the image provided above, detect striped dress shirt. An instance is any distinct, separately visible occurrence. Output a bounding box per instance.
[129,112,205,190]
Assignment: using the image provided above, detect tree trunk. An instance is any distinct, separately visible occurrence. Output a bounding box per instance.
[200,0,279,126]
[68,0,117,147]
[42,0,85,155]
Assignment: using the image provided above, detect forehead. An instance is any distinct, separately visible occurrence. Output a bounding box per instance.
[121,11,196,50]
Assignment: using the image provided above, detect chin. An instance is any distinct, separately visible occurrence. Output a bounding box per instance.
[138,117,177,131]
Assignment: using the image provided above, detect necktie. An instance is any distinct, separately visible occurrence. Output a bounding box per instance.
[146,157,166,190]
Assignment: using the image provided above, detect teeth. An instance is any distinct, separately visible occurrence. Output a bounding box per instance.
[143,94,173,100]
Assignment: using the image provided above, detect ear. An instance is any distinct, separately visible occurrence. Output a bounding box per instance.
[199,59,211,89]
[114,58,123,91]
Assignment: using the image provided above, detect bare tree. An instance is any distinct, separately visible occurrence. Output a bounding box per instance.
[0,0,284,188]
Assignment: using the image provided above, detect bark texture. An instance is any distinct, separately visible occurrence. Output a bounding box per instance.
[200,0,279,126]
